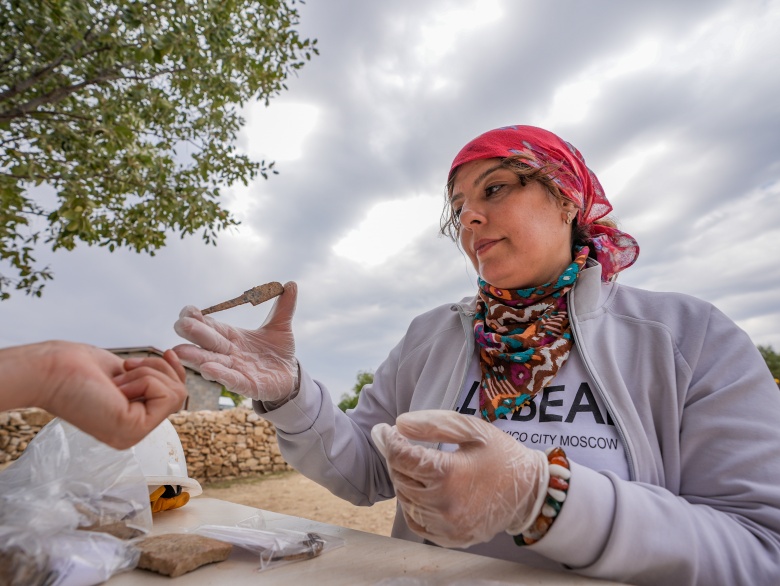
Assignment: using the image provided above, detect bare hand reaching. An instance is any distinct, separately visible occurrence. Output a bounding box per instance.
[0,341,188,449]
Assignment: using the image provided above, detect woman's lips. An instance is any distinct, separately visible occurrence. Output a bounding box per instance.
[474,238,500,256]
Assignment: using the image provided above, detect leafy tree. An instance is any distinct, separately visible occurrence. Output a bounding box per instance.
[757,345,780,383]
[0,0,317,299]
[338,370,374,412]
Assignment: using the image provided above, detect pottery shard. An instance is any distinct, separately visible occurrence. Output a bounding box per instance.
[136,534,232,578]
[80,520,144,540]
[0,546,53,586]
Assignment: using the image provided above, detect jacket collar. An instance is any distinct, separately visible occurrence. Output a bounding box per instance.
[569,259,605,315]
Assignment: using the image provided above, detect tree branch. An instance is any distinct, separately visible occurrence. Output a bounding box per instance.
[0,70,119,121]
[0,47,18,74]
[26,109,94,122]
[0,63,185,123]
[0,169,64,184]
[0,24,100,103]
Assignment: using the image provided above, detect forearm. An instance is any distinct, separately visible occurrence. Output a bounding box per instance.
[1,341,187,449]
[534,463,780,586]
[533,403,780,583]
[256,368,395,505]
[0,342,56,412]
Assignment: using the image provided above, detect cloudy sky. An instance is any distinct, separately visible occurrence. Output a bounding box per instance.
[2,0,779,403]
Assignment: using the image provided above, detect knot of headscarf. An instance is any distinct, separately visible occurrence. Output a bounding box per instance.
[449,125,639,281]
[474,248,590,422]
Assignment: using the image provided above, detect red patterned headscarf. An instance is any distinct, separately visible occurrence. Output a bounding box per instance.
[449,125,639,281]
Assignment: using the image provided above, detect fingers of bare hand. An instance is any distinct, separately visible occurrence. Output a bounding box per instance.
[82,344,126,377]
[124,385,185,431]
[123,355,180,383]
[114,365,187,403]
[162,349,187,382]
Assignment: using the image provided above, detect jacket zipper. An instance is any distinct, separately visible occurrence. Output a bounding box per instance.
[432,305,476,452]
[451,304,475,413]
[568,288,637,481]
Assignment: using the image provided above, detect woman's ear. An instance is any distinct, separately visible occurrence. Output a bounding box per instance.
[560,199,577,224]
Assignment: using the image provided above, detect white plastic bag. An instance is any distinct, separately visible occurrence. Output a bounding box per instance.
[192,519,345,571]
[0,418,151,586]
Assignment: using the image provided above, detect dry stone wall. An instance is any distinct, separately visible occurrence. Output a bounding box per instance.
[170,407,292,483]
[0,408,55,465]
[0,407,292,482]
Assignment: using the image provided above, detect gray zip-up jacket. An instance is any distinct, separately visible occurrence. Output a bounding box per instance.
[255,262,780,585]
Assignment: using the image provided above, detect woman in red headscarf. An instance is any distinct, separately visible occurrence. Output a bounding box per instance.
[174,126,780,586]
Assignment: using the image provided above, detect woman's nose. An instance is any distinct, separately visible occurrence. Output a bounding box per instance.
[458,201,484,227]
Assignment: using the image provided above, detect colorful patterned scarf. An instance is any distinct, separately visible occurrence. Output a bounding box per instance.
[474,248,590,422]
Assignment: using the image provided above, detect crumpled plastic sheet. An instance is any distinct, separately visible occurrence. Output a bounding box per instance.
[191,514,345,572]
[0,418,151,586]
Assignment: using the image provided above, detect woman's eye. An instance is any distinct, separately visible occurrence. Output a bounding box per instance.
[453,206,463,218]
[486,184,503,196]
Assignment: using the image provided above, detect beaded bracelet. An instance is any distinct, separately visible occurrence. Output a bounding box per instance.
[513,446,571,546]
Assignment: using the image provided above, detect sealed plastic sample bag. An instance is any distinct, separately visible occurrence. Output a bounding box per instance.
[0,418,151,586]
[191,510,345,572]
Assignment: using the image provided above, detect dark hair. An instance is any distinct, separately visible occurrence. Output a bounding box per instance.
[440,154,616,256]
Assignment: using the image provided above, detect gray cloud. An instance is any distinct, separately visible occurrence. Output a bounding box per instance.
[2,0,778,402]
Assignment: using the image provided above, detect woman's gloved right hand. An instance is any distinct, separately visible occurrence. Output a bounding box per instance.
[371,409,549,548]
[172,281,298,403]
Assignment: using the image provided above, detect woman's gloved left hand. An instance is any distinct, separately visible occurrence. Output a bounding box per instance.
[371,409,549,548]
[172,282,298,403]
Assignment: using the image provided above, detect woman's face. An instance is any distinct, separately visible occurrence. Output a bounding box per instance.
[450,158,576,290]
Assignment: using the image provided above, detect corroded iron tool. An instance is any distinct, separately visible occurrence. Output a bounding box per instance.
[201,281,284,315]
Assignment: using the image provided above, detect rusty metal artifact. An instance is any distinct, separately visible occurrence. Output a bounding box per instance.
[201,282,284,315]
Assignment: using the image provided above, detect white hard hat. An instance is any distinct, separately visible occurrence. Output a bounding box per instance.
[131,419,202,497]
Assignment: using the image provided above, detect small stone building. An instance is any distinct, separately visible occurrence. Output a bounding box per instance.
[108,346,222,411]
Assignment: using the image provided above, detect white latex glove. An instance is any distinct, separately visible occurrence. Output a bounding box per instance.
[172,281,298,402]
[371,409,549,548]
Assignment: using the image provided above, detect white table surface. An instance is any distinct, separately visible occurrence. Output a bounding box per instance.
[106,497,625,585]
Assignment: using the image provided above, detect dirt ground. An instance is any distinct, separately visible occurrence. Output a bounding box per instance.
[201,470,397,536]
